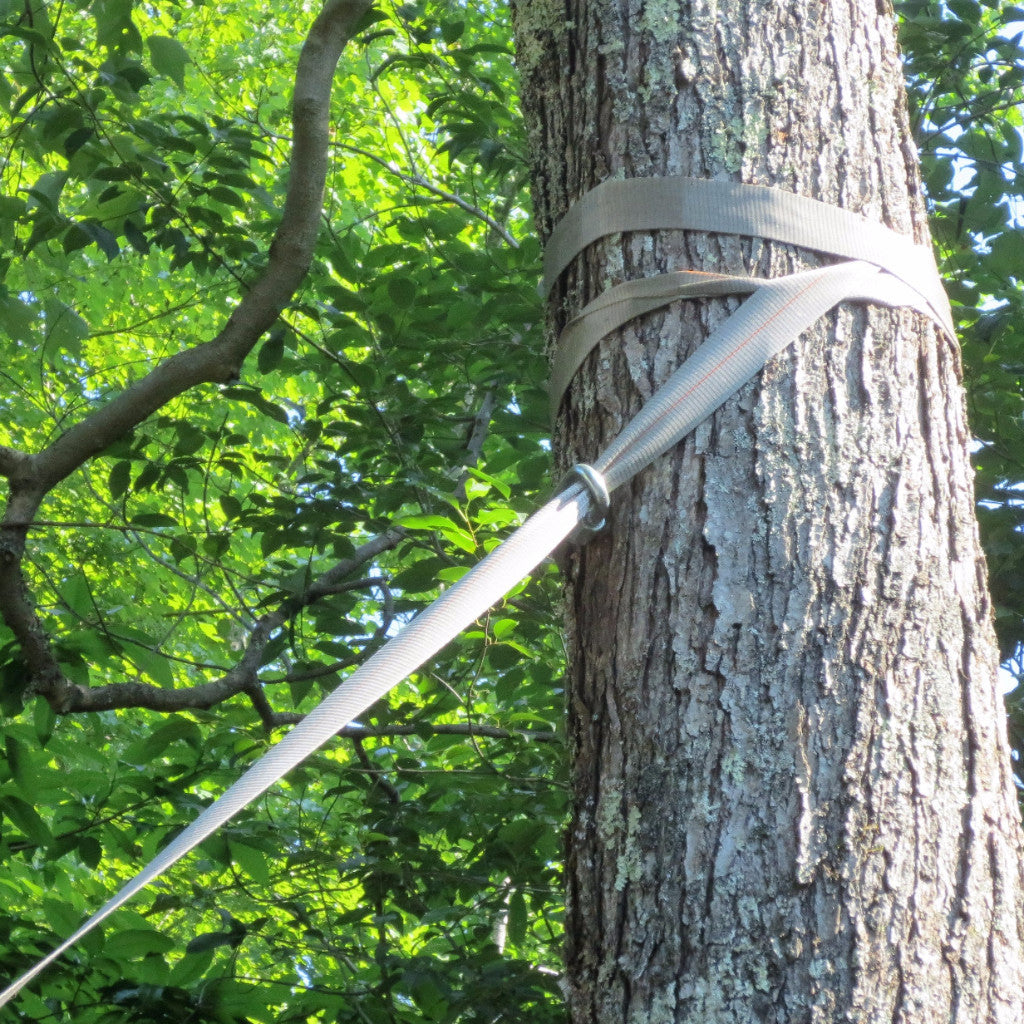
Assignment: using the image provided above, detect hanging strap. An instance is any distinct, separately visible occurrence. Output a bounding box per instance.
[0,180,953,1009]
[0,487,589,1007]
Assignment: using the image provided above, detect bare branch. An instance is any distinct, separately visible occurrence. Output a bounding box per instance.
[351,735,401,803]
[272,720,561,743]
[302,528,407,605]
[246,681,282,731]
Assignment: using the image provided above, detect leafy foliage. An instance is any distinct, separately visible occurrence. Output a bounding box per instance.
[0,0,1022,1021]
[2,1,562,1020]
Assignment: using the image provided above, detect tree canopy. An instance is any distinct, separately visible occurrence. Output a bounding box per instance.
[0,1,1022,1021]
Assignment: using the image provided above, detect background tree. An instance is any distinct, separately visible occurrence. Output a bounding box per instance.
[0,0,1022,1021]
[511,0,1024,1020]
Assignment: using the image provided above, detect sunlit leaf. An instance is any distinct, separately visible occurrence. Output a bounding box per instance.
[147,35,189,88]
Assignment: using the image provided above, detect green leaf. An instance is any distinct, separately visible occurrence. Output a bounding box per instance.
[172,422,206,456]
[33,700,56,746]
[95,0,143,54]
[219,494,243,520]
[4,735,31,790]
[230,840,270,883]
[386,274,417,309]
[390,557,445,594]
[59,571,93,620]
[221,386,290,423]
[185,930,240,955]
[441,20,466,44]
[64,126,94,157]
[464,465,512,499]
[258,330,285,373]
[28,170,68,212]
[507,889,527,945]
[42,299,89,361]
[0,24,55,51]
[0,293,36,343]
[78,835,103,869]
[0,794,52,846]
[120,640,175,688]
[108,460,131,499]
[124,717,201,764]
[991,231,1024,274]
[492,617,517,640]
[399,514,457,531]
[130,512,177,528]
[79,220,121,259]
[103,927,177,959]
[147,35,189,88]
[947,0,982,20]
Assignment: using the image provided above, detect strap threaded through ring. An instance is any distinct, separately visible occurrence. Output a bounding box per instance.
[557,463,610,539]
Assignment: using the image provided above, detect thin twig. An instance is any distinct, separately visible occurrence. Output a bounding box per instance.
[351,736,401,803]
[335,140,520,248]
[269,720,560,742]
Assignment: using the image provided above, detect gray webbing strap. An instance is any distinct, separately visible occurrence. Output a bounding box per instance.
[0,180,953,1009]
[550,265,939,418]
[593,260,912,488]
[542,176,953,337]
[0,489,589,1006]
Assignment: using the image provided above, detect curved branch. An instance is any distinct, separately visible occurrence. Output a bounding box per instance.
[0,0,373,699]
[17,0,374,505]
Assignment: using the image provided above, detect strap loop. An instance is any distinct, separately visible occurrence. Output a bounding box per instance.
[541,176,953,337]
[544,177,955,420]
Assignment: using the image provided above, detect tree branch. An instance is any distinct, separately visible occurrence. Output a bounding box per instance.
[351,735,401,803]
[38,526,406,714]
[0,0,373,701]
[0,446,30,481]
[279,720,561,743]
[14,0,374,506]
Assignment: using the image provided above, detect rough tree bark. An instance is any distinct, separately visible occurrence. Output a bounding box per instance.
[511,1,1024,1021]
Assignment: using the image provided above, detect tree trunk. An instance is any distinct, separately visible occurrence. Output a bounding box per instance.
[511,1,1024,1021]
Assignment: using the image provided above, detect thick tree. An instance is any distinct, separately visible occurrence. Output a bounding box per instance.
[512,0,1024,1020]
[2,1,1024,1021]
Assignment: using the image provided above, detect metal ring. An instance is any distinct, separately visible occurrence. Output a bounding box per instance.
[557,463,610,540]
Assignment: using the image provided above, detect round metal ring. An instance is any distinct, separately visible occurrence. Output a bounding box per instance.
[557,463,610,539]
